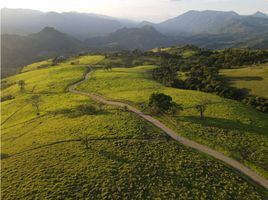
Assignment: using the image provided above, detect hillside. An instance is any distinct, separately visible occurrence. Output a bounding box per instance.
[1,27,85,77]
[77,65,268,179]
[1,56,268,199]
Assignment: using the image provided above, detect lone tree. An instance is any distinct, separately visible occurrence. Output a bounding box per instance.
[29,95,41,112]
[104,64,112,71]
[18,80,26,92]
[195,100,211,119]
[148,92,182,115]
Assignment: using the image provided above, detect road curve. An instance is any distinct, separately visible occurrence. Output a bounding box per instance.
[68,69,268,190]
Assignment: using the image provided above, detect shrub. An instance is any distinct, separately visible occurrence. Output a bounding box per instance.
[28,95,41,112]
[148,93,182,115]
[243,96,268,113]
[18,80,26,92]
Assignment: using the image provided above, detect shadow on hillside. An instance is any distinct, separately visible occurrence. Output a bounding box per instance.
[48,108,111,118]
[1,153,10,160]
[178,116,267,136]
[228,76,263,81]
[99,150,129,163]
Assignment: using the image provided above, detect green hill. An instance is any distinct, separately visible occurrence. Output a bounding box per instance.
[77,65,268,179]
[1,56,268,199]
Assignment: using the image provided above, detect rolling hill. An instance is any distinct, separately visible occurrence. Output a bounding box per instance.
[77,65,268,180]
[1,55,268,199]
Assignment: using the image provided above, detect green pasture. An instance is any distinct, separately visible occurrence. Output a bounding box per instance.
[220,63,268,98]
[1,57,267,199]
[78,65,268,179]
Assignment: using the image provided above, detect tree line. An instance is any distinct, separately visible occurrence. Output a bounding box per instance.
[151,47,268,113]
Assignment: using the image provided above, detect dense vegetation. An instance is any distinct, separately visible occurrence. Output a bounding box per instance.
[149,46,268,113]
[2,56,267,199]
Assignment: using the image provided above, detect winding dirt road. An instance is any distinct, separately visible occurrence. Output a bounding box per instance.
[68,69,268,190]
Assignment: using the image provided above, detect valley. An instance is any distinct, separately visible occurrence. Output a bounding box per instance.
[1,5,268,199]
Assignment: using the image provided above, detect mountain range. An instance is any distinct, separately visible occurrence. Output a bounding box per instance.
[1,8,136,40]
[1,8,268,77]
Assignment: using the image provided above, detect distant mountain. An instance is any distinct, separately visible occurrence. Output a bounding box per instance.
[252,11,268,18]
[155,10,242,35]
[1,8,137,39]
[1,27,86,77]
[3,8,268,41]
[85,26,175,50]
[143,10,268,36]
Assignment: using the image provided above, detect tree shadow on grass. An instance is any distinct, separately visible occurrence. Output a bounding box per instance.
[178,116,268,136]
[1,153,10,160]
[228,76,263,81]
[48,108,111,118]
[99,150,129,164]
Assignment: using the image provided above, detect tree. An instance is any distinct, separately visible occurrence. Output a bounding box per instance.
[148,92,182,115]
[18,80,25,92]
[104,64,112,71]
[195,100,211,119]
[81,136,91,149]
[29,95,41,112]
[97,103,105,112]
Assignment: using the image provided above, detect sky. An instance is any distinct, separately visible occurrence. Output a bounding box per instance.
[1,0,268,22]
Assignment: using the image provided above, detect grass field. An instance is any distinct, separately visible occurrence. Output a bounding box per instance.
[78,66,268,179]
[220,63,268,98]
[1,56,268,199]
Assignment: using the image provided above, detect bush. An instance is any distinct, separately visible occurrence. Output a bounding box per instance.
[148,93,182,115]
[243,96,268,113]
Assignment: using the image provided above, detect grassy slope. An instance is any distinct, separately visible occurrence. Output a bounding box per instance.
[1,57,267,199]
[21,59,53,72]
[220,63,268,98]
[77,66,268,179]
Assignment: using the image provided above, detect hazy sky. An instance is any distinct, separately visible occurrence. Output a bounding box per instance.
[2,0,268,22]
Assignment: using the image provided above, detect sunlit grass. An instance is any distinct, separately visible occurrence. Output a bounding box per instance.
[1,59,267,199]
[78,65,268,178]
